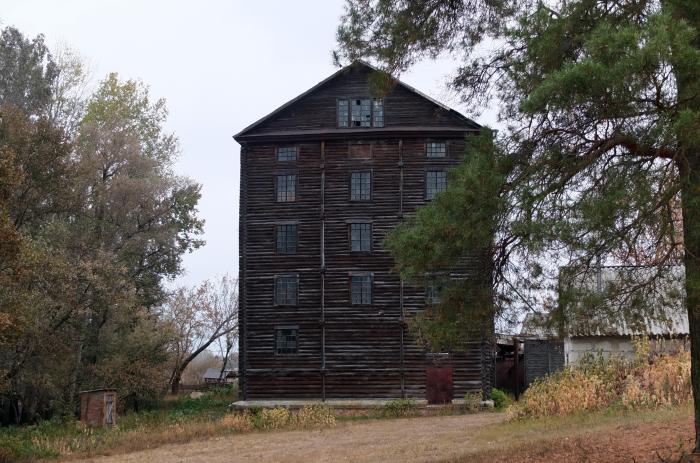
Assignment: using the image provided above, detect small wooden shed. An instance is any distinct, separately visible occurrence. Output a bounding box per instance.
[79,389,117,426]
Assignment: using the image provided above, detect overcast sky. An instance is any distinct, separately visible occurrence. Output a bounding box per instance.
[2,0,499,288]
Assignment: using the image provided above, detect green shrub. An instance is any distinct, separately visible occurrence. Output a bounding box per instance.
[490,388,512,411]
[380,398,417,418]
[208,383,239,401]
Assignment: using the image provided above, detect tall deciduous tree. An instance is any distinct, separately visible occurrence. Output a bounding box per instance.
[163,275,239,394]
[337,0,700,450]
[65,72,204,403]
[0,26,204,423]
[0,26,58,115]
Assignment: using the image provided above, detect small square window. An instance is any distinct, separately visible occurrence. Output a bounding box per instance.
[351,274,372,305]
[427,142,447,158]
[426,171,447,200]
[277,147,297,161]
[276,174,296,202]
[350,223,371,252]
[275,275,298,305]
[275,327,298,355]
[350,171,371,201]
[276,224,297,255]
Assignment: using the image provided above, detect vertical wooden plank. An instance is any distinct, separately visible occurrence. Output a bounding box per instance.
[398,138,405,398]
[239,143,248,400]
[321,140,326,401]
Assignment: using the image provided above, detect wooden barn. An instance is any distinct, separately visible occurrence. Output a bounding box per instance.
[234,61,494,401]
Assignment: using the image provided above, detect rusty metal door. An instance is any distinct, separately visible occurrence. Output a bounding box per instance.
[426,366,453,404]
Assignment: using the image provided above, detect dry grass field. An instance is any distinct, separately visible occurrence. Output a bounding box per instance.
[67,406,694,463]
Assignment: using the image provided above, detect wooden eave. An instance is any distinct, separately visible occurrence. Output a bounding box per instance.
[235,125,478,143]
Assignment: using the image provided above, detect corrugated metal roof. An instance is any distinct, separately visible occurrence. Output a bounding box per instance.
[561,265,688,337]
[520,312,559,338]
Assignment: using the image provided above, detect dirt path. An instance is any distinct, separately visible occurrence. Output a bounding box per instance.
[69,409,698,463]
[72,413,505,463]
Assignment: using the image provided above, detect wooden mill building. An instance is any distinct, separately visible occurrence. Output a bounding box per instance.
[234,61,493,401]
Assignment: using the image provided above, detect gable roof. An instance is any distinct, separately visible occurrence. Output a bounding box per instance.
[234,60,480,141]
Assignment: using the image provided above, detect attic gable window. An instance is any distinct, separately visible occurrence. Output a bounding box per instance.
[337,98,383,128]
[338,99,349,127]
[372,99,384,127]
[352,99,371,127]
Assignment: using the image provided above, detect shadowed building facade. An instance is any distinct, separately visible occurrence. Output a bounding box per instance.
[234,61,493,401]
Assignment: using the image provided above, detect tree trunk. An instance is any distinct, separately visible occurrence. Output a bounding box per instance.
[667,0,700,451]
[171,368,182,395]
[682,168,700,453]
[219,334,234,381]
[68,309,90,413]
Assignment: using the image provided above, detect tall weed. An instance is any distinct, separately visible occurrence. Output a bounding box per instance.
[508,342,691,420]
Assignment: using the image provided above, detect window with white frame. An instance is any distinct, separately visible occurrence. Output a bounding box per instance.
[426,171,447,200]
[277,146,297,161]
[275,174,296,202]
[426,142,447,158]
[350,222,371,252]
[351,274,372,305]
[350,171,371,201]
[274,275,298,305]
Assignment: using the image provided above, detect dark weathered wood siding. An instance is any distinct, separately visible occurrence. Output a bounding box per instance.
[237,62,493,399]
[523,340,565,387]
[246,65,473,136]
